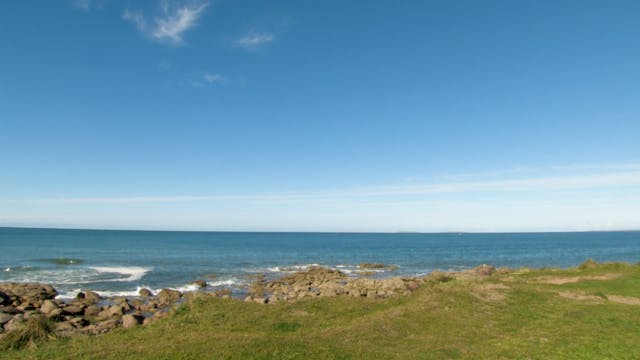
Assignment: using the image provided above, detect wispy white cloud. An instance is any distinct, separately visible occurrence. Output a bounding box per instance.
[28,165,640,204]
[123,9,146,32]
[153,1,208,43]
[233,31,275,51]
[74,0,108,11]
[203,73,223,84]
[437,163,640,180]
[123,1,209,45]
[186,72,226,87]
[74,0,92,10]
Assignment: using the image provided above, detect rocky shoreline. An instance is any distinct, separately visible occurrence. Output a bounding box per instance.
[0,264,497,339]
[0,283,196,337]
[243,263,496,304]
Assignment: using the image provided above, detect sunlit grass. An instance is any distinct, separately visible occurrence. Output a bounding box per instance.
[3,262,640,359]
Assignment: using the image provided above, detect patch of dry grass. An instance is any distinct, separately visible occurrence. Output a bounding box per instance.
[0,316,56,351]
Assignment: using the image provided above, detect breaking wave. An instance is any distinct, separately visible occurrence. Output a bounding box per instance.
[254,263,399,275]
[89,266,151,282]
[54,278,245,300]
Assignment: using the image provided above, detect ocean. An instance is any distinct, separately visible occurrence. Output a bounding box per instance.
[1,227,638,299]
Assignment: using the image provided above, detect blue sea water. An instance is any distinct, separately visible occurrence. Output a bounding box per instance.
[1,227,639,298]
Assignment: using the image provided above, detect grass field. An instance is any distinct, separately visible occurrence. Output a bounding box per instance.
[3,261,640,359]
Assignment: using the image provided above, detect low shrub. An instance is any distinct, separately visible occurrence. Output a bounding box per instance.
[0,315,55,350]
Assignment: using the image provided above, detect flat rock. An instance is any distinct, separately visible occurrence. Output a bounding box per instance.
[55,321,75,332]
[122,314,144,328]
[98,304,125,318]
[84,305,101,317]
[69,317,89,328]
[23,310,39,319]
[45,308,63,319]
[62,305,85,316]
[140,302,158,312]
[94,318,120,334]
[156,289,182,305]
[0,312,13,326]
[3,314,24,332]
[17,303,37,311]
[40,299,60,314]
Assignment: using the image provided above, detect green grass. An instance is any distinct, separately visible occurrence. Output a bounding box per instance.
[3,262,640,359]
[0,316,56,351]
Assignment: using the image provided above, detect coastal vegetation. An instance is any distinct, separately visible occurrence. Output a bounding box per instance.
[2,260,640,359]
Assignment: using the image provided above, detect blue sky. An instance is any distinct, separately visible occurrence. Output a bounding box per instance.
[1,0,639,231]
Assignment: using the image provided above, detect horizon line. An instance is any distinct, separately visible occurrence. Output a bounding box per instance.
[1,225,638,235]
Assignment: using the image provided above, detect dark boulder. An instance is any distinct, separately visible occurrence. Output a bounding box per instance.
[0,291,9,306]
[193,279,207,288]
[76,291,101,304]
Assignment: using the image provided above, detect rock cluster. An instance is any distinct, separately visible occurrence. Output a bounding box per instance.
[243,264,498,304]
[244,267,423,303]
[454,264,497,280]
[0,283,189,337]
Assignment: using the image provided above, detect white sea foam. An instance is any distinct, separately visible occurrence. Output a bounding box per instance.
[55,289,84,300]
[255,263,398,277]
[7,269,94,285]
[5,266,152,287]
[209,279,240,287]
[90,266,152,282]
[292,264,320,270]
[95,289,148,298]
[54,278,245,300]
[262,264,326,273]
[177,284,201,292]
[92,284,200,298]
[252,263,402,274]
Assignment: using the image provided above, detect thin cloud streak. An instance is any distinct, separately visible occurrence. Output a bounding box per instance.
[153,1,208,43]
[123,1,208,45]
[233,31,275,51]
[74,0,92,10]
[187,72,226,87]
[123,9,146,32]
[437,162,640,180]
[203,73,222,83]
[30,168,640,204]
